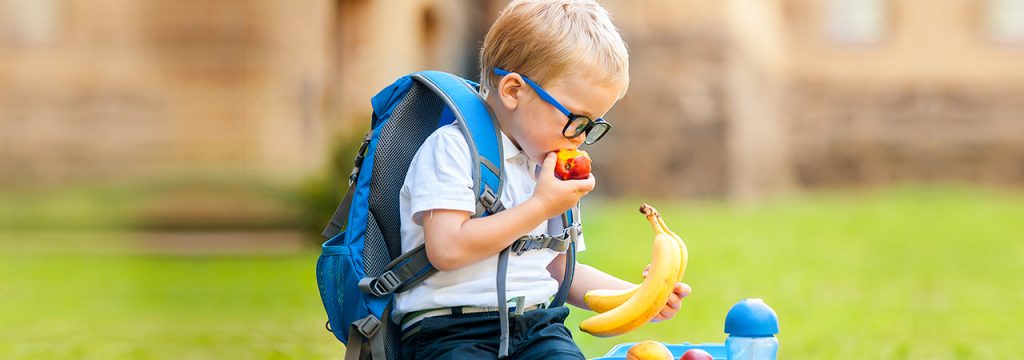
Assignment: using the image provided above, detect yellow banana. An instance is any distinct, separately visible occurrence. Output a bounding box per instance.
[583,204,688,313]
[579,204,683,337]
[655,206,688,281]
[583,285,640,313]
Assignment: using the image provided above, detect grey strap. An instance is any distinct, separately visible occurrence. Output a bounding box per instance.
[509,223,580,255]
[359,244,437,297]
[494,206,580,358]
[551,207,580,308]
[345,315,385,360]
[322,182,356,240]
[480,157,501,179]
[496,247,511,359]
[512,295,526,316]
[322,132,372,240]
[475,185,506,216]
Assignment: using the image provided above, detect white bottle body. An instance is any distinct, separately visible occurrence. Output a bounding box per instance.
[726,336,778,360]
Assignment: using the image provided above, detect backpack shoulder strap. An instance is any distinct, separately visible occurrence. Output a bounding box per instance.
[411,71,506,217]
[354,71,507,299]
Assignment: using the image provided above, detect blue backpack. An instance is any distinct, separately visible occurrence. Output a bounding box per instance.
[315,71,580,360]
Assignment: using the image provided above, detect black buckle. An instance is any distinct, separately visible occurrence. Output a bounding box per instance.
[510,238,529,255]
[353,316,381,337]
[563,223,582,239]
[349,133,372,185]
[511,236,543,256]
[358,271,401,297]
[376,271,401,294]
[480,188,497,209]
[348,167,360,185]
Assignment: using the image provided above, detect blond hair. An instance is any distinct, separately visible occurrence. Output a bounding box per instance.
[479,0,629,97]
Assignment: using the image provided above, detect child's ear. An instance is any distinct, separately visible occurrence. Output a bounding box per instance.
[497,73,524,111]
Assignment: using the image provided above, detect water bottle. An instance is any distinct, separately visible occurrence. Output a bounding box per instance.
[724,298,779,360]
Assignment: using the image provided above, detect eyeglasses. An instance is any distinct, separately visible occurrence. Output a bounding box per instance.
[494,68,612,145]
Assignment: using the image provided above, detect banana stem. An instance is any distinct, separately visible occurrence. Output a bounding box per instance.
[640,204,665,234]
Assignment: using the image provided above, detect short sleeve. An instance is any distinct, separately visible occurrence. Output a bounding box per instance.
[404,127,478,225]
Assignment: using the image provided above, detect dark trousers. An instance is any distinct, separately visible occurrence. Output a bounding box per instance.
[399,306,585,360]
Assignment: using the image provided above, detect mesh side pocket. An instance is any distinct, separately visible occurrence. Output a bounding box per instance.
[316,239,361,343]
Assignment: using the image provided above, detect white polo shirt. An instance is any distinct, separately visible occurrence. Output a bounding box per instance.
[393,123,585,321]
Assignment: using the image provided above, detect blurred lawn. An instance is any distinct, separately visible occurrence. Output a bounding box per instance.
[1,186,1023,359]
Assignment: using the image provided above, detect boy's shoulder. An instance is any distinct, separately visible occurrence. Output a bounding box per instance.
[419,123,471,154]
[409,123,473,171]
[429,123,465,141]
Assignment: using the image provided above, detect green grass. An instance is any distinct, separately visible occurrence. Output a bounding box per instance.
[573,186,1024,359]
[1,186,1023,359]
[0,252,338,359]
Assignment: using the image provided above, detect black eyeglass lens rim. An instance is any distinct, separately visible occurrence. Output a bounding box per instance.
[562,115,611,144]
[584,122,610,144]
[562,116,592,137]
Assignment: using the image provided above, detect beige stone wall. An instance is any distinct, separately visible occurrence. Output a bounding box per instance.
[588,0,1024,196]
[789,82,1024,187]
[782,0,1024,187]
[0,0,333,186]
[583,1,731,198]
[324,0,481,135]
[785,0,1024,85]
[586,0,793,199]
[2,0,1022,198]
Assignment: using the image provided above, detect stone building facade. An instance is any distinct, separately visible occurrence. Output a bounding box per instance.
[0,0,334,187]
[2,0,1022,200]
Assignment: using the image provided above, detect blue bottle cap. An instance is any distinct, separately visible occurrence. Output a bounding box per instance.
[724,298,779,337]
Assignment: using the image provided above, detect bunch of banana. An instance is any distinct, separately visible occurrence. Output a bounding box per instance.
[579,204,688,337]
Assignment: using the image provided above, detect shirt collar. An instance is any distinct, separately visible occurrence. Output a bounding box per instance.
[500,131,541,172]
[500,131,524,161]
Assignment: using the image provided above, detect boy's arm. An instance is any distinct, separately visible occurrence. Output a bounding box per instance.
[422,198,550,271]
[422,153,594,271]
[548,255,692,322]
[547,255,633,310]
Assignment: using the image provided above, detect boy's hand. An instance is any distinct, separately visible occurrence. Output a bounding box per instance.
[532,152,595,217]
[651,282,691,322]
[642,264,692,323]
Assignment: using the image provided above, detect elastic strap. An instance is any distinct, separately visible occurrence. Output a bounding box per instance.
[323,132,372,240]
[496,247,511,359]
[550,206,579,308]
[344,315,386,360]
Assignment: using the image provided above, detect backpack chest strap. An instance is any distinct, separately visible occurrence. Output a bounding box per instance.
[509,223,581,256]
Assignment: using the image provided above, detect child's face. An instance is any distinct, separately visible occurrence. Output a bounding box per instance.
[498,69,623,165]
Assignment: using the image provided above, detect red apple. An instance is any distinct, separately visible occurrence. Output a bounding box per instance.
[680,349,714,360]
[554,149,591,180]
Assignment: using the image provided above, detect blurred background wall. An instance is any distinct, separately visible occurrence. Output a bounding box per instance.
[1,0,1023,217]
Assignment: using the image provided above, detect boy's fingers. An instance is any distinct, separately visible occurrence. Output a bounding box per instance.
[577,174,596,192]
[541,152,556,173]
[657,306,676,321]
[676,282,692,297]
[667,292,681,310]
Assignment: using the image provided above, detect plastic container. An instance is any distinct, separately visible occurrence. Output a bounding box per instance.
[589,298,780,360]
[724,298,779,360]
[592,342,727,360]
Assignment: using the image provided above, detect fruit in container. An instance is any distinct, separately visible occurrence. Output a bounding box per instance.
[680,348,714,360]
[626,340,673,360]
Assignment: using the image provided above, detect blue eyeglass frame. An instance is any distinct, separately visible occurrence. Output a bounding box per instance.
[493,68,612,145]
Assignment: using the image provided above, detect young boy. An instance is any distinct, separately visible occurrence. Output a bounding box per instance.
[395,1,691,358]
